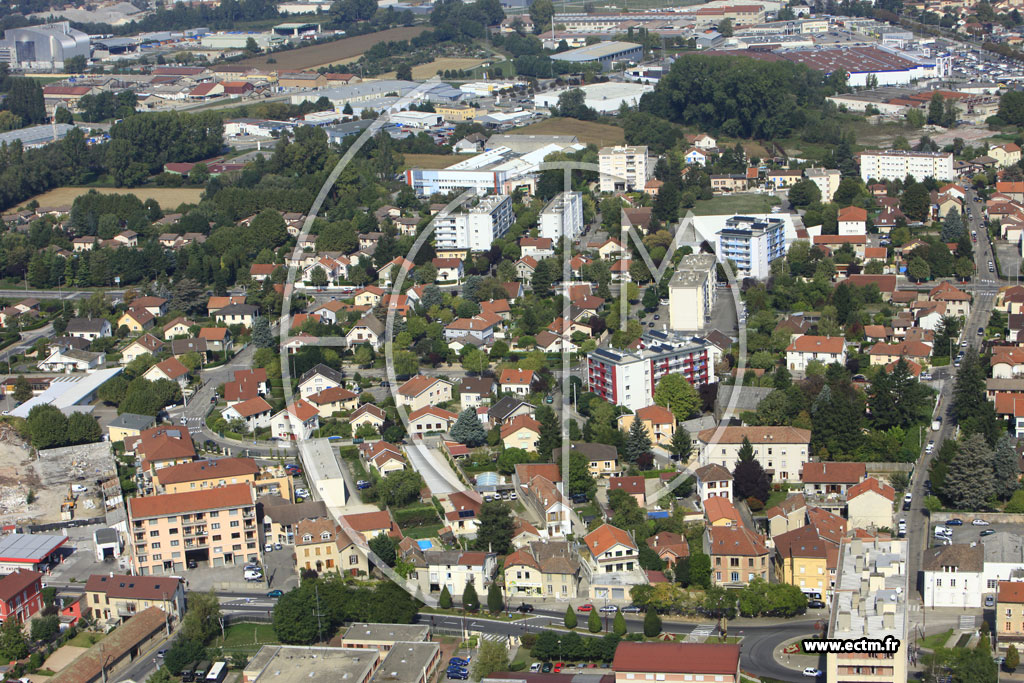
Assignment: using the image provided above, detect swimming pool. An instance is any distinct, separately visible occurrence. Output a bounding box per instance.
[416,539,436,550]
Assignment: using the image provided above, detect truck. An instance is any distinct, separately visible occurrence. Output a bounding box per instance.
[932,416,942,431]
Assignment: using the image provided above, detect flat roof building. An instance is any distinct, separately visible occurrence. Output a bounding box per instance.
[0,533,69,573]
[243,646,377,683]
[551,41,643,71]
[11,367,123,419]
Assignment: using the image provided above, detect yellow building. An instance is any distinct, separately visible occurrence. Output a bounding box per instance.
[990,143,1022,168]
[153,458,293,500]
[84,573,186,623]
[295,517,368,577]
[616,405,676,447]
[437,104,476,122]
[998,581,1024,652]
[106,413,156,444]
[117,309,154,333]
[773,526,832,598]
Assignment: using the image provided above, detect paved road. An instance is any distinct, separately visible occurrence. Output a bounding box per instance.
[405,440,464,494]
[0,321,53,367]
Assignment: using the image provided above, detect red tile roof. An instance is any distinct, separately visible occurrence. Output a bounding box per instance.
[156,457,259,485]
[838,206,867,222]
[83,573,181,601]
[999,581,1024,603]
[613,642,740,675]
[609,475,645,496]
[785,335,846,354]
[707,525,768,557]
[499,368,535,386]
[128,483,253,518]
[500,414,541,439]
[230,396,273,418]
[847,476,895,502]
[584,523,636,557]
[0,569,41,602]
[704,496,740,524]
[801,462,866,484]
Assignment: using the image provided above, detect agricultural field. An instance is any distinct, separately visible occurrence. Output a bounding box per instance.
[511,117,626,147]
[233,26,429,70]
[27,187,204,210]
[380,57,487,80]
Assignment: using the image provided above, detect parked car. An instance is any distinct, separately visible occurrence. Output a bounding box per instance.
[541,663,553,673]
[803,668,822,678]
[356,480,371,490]
[264,544,273,552]
[972,519,991,526]
[599,605,618,613]
[553,663,563,673]
[449,658,469,667]
[577,604,594,612]
[948,518,964,526]
[808,600,826,609]
[980,529,996,537]
[621,605,643,613]
[530,663,541,672]
[447,670,468,680]
[986,595,996,607]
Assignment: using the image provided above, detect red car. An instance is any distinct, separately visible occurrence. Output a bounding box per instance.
[553,663,563,673]
[577,604,594,612]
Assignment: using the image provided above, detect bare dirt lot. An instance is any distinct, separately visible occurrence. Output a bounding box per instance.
[27,187,204,211]
[233,26,429,71]
[511,117,626,147]
[379,57,486,80]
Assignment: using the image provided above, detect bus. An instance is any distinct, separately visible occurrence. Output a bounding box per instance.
[206,662,227,683]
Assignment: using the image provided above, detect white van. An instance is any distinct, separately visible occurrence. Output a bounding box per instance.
[934,526,953,538]
[244,569,263,581]
[71,484,87,494]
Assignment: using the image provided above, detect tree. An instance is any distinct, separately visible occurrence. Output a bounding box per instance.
[529,0,554,30]
[902,183,931,222]
[440,585,453,609]
[689,550,711,589]
[26,404,68,449]
[737,435,754,462]
[564,604,577,629]
[553,88,597,121]
[588,608,601,633]
[460,347,488,375]
[68,412,102,445]
[787,179,821,208]
[164,638,206,675]
[487,581,503,614]
[393,351,419,378]
[993,434,1020,501]
[369,532,396,567]
[4,78,45,125]
[670,427,692,462]
[624,416,652,464]
[611,610,627,636]
[252,316,274,348]
[653,374,700,421]
[462,581,480,611]
[451,409,488,447]
[944,434,996,510]
[396,64,413,81]
[472,640,510,681]
[272,589,321,644]
[473,500,514,555]
[0,618,27,661]
[907,256,931,282]
[245,36,261,54]
[181,590,221,645]
[11,376,32,404]
[1007,644,1020,672]
[733,458,770,504]
[718,17,734,36]
[942,209,965,242]
[643,607,662,637]
[308,266,328,287]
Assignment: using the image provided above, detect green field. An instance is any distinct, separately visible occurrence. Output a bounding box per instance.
[215,623,279,652]
[919,629,953,650]
[691,194,779,216]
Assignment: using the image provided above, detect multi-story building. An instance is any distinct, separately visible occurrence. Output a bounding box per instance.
[922,544,984,610]
[0,22,90,69]
[586,330,717,411]
[827,537,908,683]
[668,253,717,332]
[715,215,786,279]
[581,523,643,601]
[0,570,43,624]
[785,334,847,373]
[598,145,650,193]
[612,642,741,683]
[127,483,258,575]
[804,167,841,202]
[433,194,514,251]
[502,540,581,599]
[859,149,954,183]
[539,191,584,242]
[294,517,367,577]
[412,550,497,598]
[696,426,811,482]
[708,525,770,587]
[153,458,292,500]
[83,573,186,623]
[773,525,833,599]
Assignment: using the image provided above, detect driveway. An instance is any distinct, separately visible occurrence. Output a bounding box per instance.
[405,442,464,494]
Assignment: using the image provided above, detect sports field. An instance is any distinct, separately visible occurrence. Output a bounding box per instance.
[27,187,204,210]
[511,117,625,146]
[233,26,429,70]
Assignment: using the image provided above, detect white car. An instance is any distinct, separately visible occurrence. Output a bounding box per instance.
[972,519,991,526]
[803,668,822,678]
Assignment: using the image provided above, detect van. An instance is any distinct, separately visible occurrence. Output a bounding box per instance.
[71,484,87,494]
[244,569,263,581]
[934,526,952,538]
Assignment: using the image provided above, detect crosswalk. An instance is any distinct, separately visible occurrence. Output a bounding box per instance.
[685,625,716,642]
[959,614,975,630]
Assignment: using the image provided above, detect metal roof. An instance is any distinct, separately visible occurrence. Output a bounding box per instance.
[0,533,68,562]
[11,367,123,419]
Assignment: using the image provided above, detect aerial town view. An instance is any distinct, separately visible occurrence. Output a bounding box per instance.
[4,0,1024,680]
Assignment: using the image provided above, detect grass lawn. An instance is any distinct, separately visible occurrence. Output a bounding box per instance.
[575,502,600,518]
[66,631,105,648]
[691,194,779,216]
[919,629,953,650]
[761,488,792,512]
[403,523,444,539]
[401,153,456,170]
[215,623,279,651]
[511,117,625,147]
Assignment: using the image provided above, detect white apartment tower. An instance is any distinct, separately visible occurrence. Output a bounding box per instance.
[539,191,584,242]
[598,145,651,193]
[668,253,717,332]
[433,194,515,251]
[859,150,954,183]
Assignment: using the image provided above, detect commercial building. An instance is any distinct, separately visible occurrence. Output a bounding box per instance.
[0,22,89,69]
[598,145,650,193]
[715,215,786,279]
[668,253,717,332]
[696,426,811,482]
[0,533,69,573]
[550,40,643,71]
[538,191,584,242]
[10,367,123,419]
[433,194,514,251]
[533,81,653,113]
[127,483,258,575]
[0,123,76,150]
[826,537,908,683]
[586,330,717,411]
[859,149,954,183]
[243,646,376,683]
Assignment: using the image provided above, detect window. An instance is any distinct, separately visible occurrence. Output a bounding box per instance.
[170,540,179,547]
[211,523,220,530]
[151,542,161,549]
[303,534,312,542]
[936,579,942,587]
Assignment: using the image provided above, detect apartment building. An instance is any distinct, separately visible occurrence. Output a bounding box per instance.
[859,149,954,183]
[83,573,186,623]
[668,253,717,332]
[805,167,841,201]
[0,570,43,624]
[598,145,650,193]
[502,540,581,599]
[708,525,770,587]
[616,404,675,447]
[127,483,258,575]
[773,525,833,599]
[433,194,514,252]
[715,214,786,279]
[294,517,368,577]
[412,550,497,598]
[153,458,292,501]
[696,426,811,482]
[826,538,908,683]
[538,191,584,242]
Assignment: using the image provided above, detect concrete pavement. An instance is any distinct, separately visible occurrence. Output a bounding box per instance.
[405,441,465,494]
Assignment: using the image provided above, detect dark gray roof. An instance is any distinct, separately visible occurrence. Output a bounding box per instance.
[108,413,156,430]
[94,528,119,545]
[488,396,533,422]
[298,363,344,386]
[553,442,617,462]
[215,304,258,316]
[66,318,110,333]
[170,338,207,355]
[459,377,495,396]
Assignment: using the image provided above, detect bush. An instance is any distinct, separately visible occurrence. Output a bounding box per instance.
[746,496,764,511]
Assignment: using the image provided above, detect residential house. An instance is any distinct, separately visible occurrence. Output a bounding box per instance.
[214,304,259,328]
[458,377,496,411]
[930,281,971,318]
[765,494,808,539]
[340,509,402,542]
[997,581,1024,651]
[170,338,207,362]
[441,491,482,538]
[583,523,638,575]
[552,442,618,478]
[785,335,847,373]
[609,476,646,506]
[397,376,453,411]
[412,550,496,598]
[773,525,835,599]
[487,396,535,426]
[647,531,689,565]
[707,525,770,587]
[868,341,932,367]
[696,426,811,482]
[270,400,320,441]
[923,544,984,609]
[221,397,274,432]
[107,413,156,444]
[704,497,741,528]
[432,258,464,283]
[350,404,386,432]
[118,308,155,333]
[801,462,866,498]
[306,386,358,418]
[198,327,231,352]
[66,318,112,341]
[0,570,43,624]
[297,364,344,398]
[262,498,329,546]
[694,464,733,503]
[407,406,458,436]
[846,477,896,531]
[128,297,168,318]
[502,540,580,599]
[295,518,367,577]
[38,348,105,372]
[143,358,190,389]
[616,404,676,446]
[163,318,195,339]
[837,206,868,236]
[224,368,269,405]
[498,368,534,395]
[83,574,185,623]
[500,414,542,452]
[121,334,164,365]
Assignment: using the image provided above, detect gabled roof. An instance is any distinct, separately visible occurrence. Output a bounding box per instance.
[801,461,865,484]
[584,523,636,557]
[229,396,273,418]
[307,386,357,406]
[350,403,386,422]
[500,414,541,439]
[707,525,768,557]
[635,404,675,424]
[156,457,259,485]
[129,483,253,518]
[151,357,189,380]
[774,525,829,560]
[499,368,535,386]
[398,374,451,397]
[696,426,811,445]
[83,573,181,601]
[765,493,806,520]
[704,496,740,524]
[609,475,645,496]
[785,335,846,354]
[613,642,740,676]
[694,463,733,482]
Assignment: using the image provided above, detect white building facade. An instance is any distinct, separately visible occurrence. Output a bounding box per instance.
[539,192,584,242]
[859,150,954,183]
[433,195,515,251]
